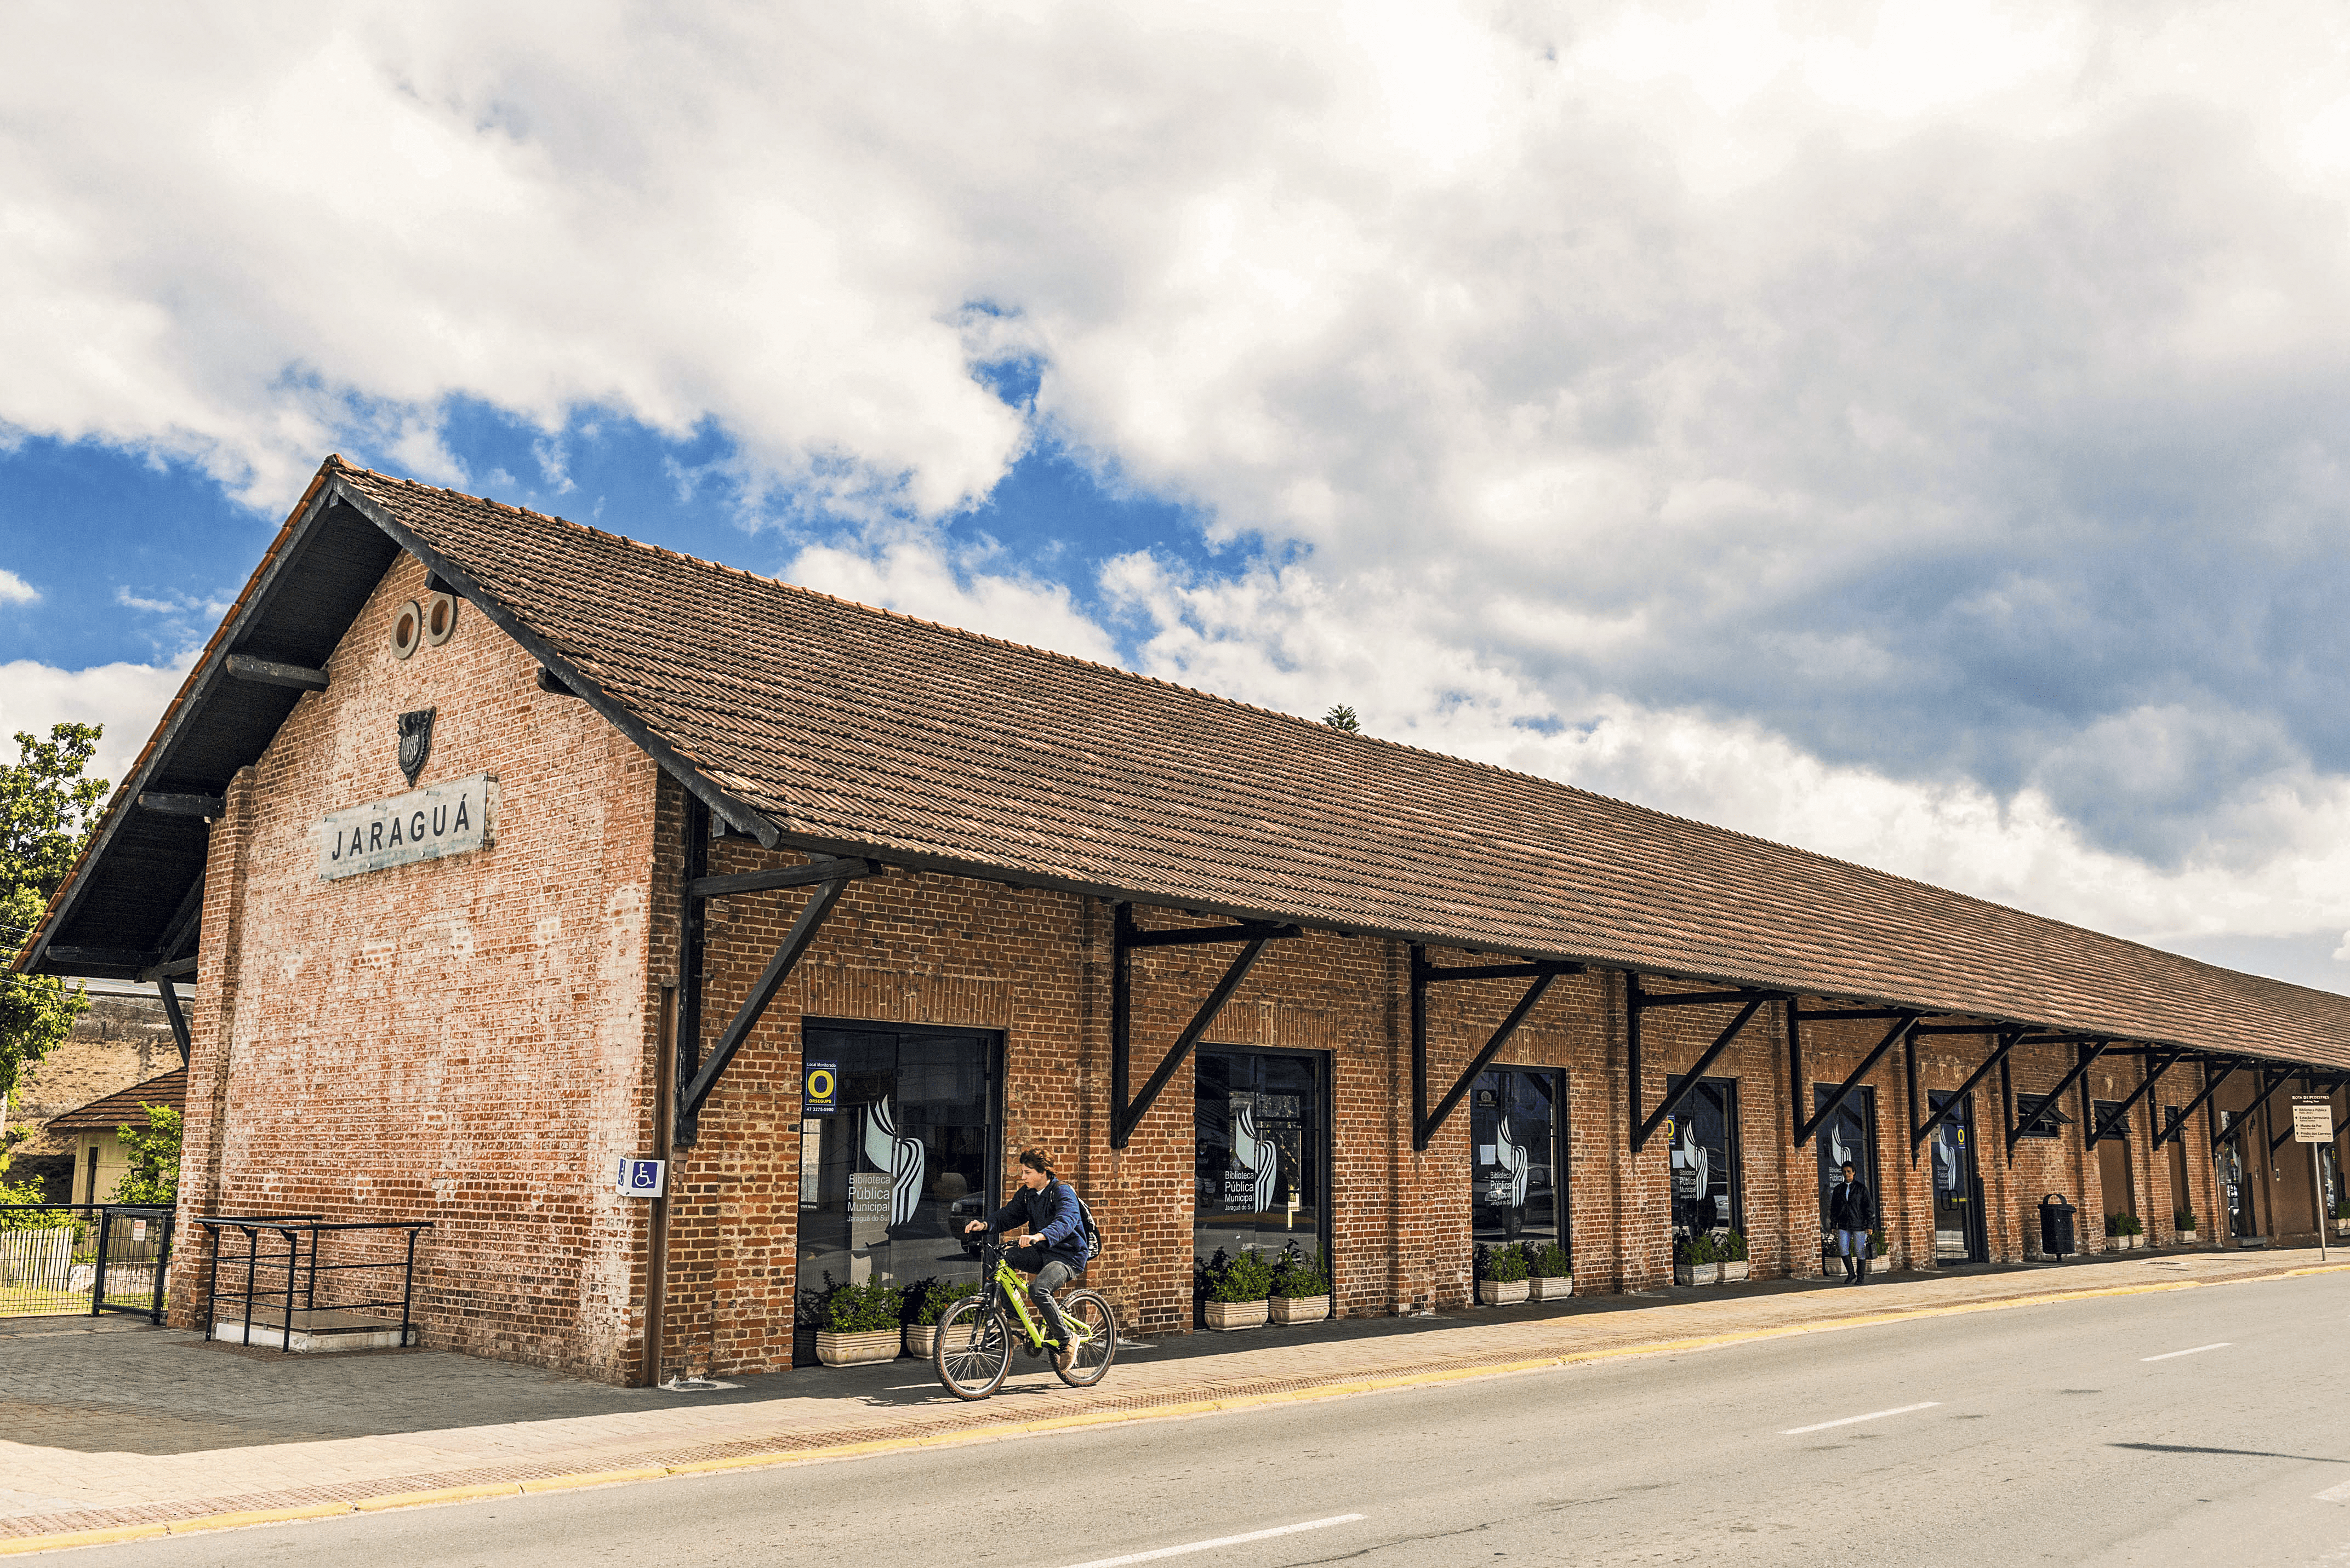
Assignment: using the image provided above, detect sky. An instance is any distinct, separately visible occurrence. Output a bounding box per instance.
[5,2,2350,992]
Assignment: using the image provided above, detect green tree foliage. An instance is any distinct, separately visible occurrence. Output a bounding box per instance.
[109,1103,182,1205]
[1321,704,1360,733]
[2,724,109,1141]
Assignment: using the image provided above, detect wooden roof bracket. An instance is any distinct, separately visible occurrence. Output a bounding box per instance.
[2006,1038,2109,1158]
[1909,1025,2020,1164]
[1627,973,1775,1154]
[1410,948,1581,1152]
[1789,1006,1919,1151]
[2211,1065,2290,1149]
[2155,1057,2239,1148]
[2090,1048,2184,1144]
[1108,902,1303,1149]
[670,794,885,1149]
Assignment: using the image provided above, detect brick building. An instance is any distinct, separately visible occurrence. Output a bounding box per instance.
[5,980,186,1203]
[15,457,2350,1383]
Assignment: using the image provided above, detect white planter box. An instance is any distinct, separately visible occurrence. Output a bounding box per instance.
[1674,1262,1719,1286]
[2177,1231,2198,1244]
[814,1329,902,1366]
[1270,1294,1330,1325]
[1477,1278,1530,1306]
[904,1324,938,1358]
[2335,1220,2348,1237]
[1720,1261,1750,1282]
[1205,1298,1268,1331]
[1527,1275,1573,1301]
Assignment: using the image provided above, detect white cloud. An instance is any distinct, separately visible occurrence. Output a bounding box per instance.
[0,655,194,795]
[8,3,2350,988]
[0,570,37,605]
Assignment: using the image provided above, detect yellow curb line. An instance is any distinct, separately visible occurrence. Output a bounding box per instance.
[0,1260,2332,1555]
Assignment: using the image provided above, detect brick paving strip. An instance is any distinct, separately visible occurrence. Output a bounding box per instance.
[4,1249,2342,1556]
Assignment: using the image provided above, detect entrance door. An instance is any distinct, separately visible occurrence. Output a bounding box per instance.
[796,1022,997,1349]
[1664,1076,1741,1241]
[2216,1113,2257,1239]
[1929,1091,1987,1264]
[1195,1049,1328,1289]
[2092,1100,2136,1233]
[1471,1068,1566,1258]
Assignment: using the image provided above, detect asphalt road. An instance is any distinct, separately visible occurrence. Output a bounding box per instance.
[60,1271,2350,1567]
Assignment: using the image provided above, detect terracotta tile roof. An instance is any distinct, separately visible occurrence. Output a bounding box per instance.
[45,1069,186,1137]
[260,463,2350,1068]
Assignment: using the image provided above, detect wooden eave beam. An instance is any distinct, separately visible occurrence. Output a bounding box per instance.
[138,793,225,818]
[686,859,885,900]
[1409,948,1580,1151]
[223,653,329,691]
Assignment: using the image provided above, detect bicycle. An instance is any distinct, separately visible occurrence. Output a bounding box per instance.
[932,1235,1116,1400]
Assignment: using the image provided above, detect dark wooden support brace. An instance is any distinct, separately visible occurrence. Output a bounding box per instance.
[687,860,885,900]
[1791,1011,1918,1149]
[1912,1028,2020,1151]
[1109,904,1303,1149]
[156,980,191,1067]
[671,798,709,1146]
[1410,950,1578,1151]
[674,874,854,1148]
[1629,972,1767,1153]
[1905,1031,1922,1167]
[535,666,583,697]
[2091,1050,2181,1144]
[2212,1067,2289,1149]
[2158,1059,2238,1148]
[138,793,225,818]
[2009,1039,2109,1157]
[223,654,329,691]
[136,955,197,982]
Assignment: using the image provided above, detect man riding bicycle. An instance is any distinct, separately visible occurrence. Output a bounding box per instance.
[963,1147,1084,1360]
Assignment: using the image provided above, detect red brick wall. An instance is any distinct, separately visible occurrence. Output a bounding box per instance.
[170,550,665,1379]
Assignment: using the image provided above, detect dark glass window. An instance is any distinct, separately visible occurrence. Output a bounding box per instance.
[1812,1085,1878,1227]
[2012,1092,2068,1140]
[1195,1049,1326,1274]
[2090,1099,2130,1142]
[1664,1076,1741,1237]
[796,1025,996,1320]
[1470,1068,1566,1256]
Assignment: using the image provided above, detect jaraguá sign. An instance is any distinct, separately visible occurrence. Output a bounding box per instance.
[317,774,498,880]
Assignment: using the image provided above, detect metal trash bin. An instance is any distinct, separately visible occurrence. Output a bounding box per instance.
[2038,1193,2077,1260]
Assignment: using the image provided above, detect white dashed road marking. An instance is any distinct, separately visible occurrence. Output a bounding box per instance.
[1060,1514,1370,1568]
[1782,1401,1941,1435]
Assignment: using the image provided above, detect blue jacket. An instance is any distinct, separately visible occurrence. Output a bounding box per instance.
[988,1181,1086,1267]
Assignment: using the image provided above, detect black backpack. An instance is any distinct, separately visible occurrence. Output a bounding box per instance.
[1070,1187,1103,1262]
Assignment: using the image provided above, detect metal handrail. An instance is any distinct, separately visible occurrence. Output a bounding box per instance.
[197,1217,432,1353]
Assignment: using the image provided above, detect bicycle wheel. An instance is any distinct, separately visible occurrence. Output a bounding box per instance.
[933,1296,1012,1400]
[1053,1290,1117,1388]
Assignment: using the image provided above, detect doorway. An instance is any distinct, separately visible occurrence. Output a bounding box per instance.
[2216,1113,2258,1239]
[1929,1090,1987,1264]
[1814,1085,1879,1236]
[1195,1048,1330,1297]
[795,1021,999,1359]
[2166,1110,2194,1230]
[1664,1076,1742,1243]
[2092,1099,2136,1234]
[1470,1067,1567,1258]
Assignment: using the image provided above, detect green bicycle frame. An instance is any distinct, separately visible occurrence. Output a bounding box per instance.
[989,1252,1093,1349]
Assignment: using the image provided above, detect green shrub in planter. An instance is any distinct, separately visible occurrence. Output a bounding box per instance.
[1475,1242,1530,1282]
[1528,1241,1571,1277]
[2335,1199,2350,1222]
[1203,1248,1276,1303]
[1868,1228,1887,1259]
[821,1278,904,1334]
[1674,1233,1718,1266]
[2115,1213,2143,1237]
[1269,1244,1330,1298]
[910,1279,981,1326]
[2174,1206,2198,1233]
[1718,1229,1749,1262]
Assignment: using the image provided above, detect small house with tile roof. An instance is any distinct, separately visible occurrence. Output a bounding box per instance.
[14,456,2348,1382]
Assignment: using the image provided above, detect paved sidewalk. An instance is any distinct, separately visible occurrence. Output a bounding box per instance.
[2,1245,2341,1550]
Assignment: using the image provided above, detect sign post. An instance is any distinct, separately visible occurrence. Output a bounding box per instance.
[2294,1096,2334,1262]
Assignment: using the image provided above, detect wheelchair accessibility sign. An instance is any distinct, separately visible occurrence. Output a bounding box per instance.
[614,1158,666,1198]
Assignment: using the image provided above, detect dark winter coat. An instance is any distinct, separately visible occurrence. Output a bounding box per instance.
[986,1180,1087,1268]
[1828,1178,1874,1232]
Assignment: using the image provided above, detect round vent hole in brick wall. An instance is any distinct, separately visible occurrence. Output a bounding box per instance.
[391,600,423,659]
[424,591,458,645]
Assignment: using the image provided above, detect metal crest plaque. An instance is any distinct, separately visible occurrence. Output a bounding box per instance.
[317,774,497,880]
[397,708,436,786]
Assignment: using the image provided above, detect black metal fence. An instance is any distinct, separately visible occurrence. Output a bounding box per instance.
[0,1204,174,1323]
[199,1216,431,1352]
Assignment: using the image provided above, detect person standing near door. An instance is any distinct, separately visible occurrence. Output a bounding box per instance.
[1829,1160,1874,1284]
